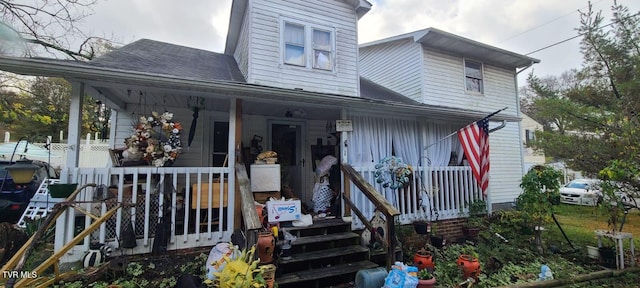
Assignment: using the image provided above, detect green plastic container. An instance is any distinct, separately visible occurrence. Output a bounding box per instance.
[49,183,78,198]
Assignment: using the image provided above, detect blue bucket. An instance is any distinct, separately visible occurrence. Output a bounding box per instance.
[355,267,388,288]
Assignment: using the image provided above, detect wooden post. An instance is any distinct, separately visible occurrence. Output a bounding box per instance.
[232,99,242,229]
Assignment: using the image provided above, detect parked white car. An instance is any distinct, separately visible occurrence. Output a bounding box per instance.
[559,179,601,206]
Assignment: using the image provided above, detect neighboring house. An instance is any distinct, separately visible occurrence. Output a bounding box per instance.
[0,0,539,262]
[521,113,545,171]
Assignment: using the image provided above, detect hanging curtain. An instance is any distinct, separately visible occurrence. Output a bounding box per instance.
[424,122,453,167]
[452,136,465,165]
[349,115,393,166]
[390,118,420,167]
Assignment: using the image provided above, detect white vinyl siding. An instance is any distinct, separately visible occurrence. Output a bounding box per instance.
[359,39,423,101]
[423,49,518,115]
[486,122,525,204]
[234,4,252,81]
[113,105,207,167]
[245,0,359,96]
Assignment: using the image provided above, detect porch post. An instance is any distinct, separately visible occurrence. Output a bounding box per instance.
[230,99,240,229]
[340,109,351,218]
[66,81,85,169]
[108,109,118,148]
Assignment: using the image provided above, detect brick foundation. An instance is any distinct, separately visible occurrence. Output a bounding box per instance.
[399,218,469,250]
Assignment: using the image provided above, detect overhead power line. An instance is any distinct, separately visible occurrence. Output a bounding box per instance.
[524,10,640,56]
[498,0,605,44]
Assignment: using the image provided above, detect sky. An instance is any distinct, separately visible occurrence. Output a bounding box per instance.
[80,0,640,85]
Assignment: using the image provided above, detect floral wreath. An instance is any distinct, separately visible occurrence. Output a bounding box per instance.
[123,111,183,167]
[374,156,412,189]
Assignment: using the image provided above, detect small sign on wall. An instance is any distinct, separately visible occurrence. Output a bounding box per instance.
[335,120,353,132]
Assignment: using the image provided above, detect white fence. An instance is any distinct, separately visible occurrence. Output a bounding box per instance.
[1,141,111,169]
[55,166,233,263]
[350,165,482,229]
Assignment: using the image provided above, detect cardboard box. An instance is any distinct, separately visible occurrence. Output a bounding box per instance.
[250,164,281,192]
[191,180,228,209]
[253,191,281,204]
[266,199,301,222]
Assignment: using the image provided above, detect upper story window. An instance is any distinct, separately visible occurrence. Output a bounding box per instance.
[464,59,484,94]
[284,23,305,66]
[282,19,334,71]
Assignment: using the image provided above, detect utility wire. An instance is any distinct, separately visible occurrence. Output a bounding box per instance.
[525,10,640,56]
[498,0,605,44]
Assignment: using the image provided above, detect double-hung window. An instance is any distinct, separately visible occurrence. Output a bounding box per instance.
[284,22,305,66]
[282,19,334,71]
[464,59,484,94]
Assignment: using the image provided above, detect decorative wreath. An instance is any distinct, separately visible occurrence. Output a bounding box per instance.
[123,111,183,167]
[374,156,412,189]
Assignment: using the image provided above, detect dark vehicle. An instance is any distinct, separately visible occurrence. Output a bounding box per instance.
[0,159,58,223]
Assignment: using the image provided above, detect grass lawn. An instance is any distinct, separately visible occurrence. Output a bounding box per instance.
[548,203,640,250]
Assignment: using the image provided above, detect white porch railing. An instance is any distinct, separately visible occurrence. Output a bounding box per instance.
[55,166,233,263]
[350,166,482,229]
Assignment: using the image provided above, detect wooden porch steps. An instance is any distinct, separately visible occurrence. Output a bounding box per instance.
[275,218,379,288]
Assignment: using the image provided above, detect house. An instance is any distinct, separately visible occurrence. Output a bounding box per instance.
[0,0,539,265]
[521,113,546,171]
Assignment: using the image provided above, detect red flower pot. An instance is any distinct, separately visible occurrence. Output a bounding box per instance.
[413,249,434,271]
[257,231,275,264]
[456,254,481,279]
[417,277,436,288]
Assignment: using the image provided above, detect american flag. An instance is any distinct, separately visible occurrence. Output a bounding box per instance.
[457,117,490,196]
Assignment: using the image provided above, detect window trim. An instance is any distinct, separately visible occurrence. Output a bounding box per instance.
[463,59,484,94]
[280,17,336,71]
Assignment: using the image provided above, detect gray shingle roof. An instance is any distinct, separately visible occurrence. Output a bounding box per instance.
[360,77,422,105]
[90,39,245,82]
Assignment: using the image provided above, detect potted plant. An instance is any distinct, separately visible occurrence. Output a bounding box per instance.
[413,219,431,235]
[462,199,486,238]
[456,245,481,280]
[428,222,445,248]
[413,248,434,271]
[416,268,436,288]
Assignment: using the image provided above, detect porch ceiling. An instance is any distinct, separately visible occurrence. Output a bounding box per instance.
[0,56,520,123]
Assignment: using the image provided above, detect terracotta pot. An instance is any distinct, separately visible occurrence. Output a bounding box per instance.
[456,254,481,279]
[257,231,275,264]
[413,249,434,271]
[265,278,275,288]
[417,277,436,288]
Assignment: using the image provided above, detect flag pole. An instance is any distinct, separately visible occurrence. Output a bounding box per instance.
[423,107,508,150]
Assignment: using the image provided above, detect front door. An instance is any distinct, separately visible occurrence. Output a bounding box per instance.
[269,121,305,203]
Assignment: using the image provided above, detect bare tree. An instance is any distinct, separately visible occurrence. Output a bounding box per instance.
[1,0,110,60]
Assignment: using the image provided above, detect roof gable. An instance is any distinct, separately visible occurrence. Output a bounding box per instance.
[224,0,371,55]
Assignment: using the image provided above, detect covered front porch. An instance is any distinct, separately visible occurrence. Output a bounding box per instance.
[0,55,513,264]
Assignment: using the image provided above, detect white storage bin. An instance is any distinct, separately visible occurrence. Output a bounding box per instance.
[250,164,281,192]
